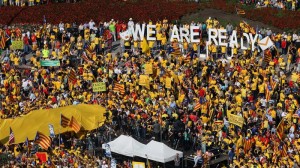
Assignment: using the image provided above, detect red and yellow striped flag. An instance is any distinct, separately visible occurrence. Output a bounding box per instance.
[113,83,125,95]
[69,116,81,133]
[193,102,201,112]
[277,119,285,140]
[270,76,276,90]
[281,143,288,157]
[244,138,252,153]
[60,114,70,128]
[68,69,77,84]
[35,132,52,150]
[265,85,270,102]
[0,31,6,49]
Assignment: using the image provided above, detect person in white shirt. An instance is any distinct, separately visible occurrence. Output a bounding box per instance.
[89,19,95,30]
[128,18,134,34]
[59,21,64,32]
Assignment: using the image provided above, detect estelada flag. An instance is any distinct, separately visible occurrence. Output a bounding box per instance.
[35,132,52,150]
[244,138,252,153]
[277,118,285,140]
[69,116,81,133]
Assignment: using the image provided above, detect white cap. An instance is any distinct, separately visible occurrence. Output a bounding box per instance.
[129,18,133,21]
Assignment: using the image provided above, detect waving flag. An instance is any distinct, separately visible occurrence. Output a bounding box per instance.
[68,69,77,84]
[277,119,285,140]
[113,83,125,95]
[9,127,15,145]
[81,53,93,64]
[0,31,7,49]
[193,102,201,112]
[35,132,52,150]
[141,38,150,54]
[120,30,131,41]
[265,84,271,102]
[69,116,81,133]
[60,114,70,128]
[259,36,274,51]
[244,138,252,153]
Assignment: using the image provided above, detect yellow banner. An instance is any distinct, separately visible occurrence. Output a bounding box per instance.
[92,82,106,92]
[132,161,145,168]
[139,75,150,89]
[144,64,153,75]
[165,77,172,89]
[11,41,24,50]
[228,113,244,127]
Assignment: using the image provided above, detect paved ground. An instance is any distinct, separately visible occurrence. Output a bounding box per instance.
[181,8,282,32]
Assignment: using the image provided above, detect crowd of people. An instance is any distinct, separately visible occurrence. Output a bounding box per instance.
[241,0,300,10]
[0,14,300,168]
[0,0,79,7]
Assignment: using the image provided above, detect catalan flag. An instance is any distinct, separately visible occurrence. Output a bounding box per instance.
[272,141,279,162]
[281,143,288,157]
[60,114,70,128]
[113,83,125,95]
[81,53,92,64]
[158,112,162,125]
[244,138,252,153]
[8,127,15,145]
[265,84,271,102]
[263,49,272,65]
[170,42,181,57]
[277,118,285,140]
[35,132,52,150]
[0,31,7,49]
[270,76,277,90]
[193,102,201,112]
[68,69,77,84]
[84,42,94,55]
[69,116,81,133]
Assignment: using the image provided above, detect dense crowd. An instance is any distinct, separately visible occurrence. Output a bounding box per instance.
[241,0,299,10]
[0,16,300,168]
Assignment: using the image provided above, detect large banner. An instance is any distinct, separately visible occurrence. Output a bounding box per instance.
[228,113,244,127]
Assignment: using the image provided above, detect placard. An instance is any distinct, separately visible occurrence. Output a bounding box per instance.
[92,82,106,92]
[40,60,60,66]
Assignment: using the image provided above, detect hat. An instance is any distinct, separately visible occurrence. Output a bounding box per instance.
[129,18,133,21]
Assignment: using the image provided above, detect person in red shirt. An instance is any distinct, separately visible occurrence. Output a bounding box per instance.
[281,38,287,54]
[198,87,206,104]
[23,34,30,54]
